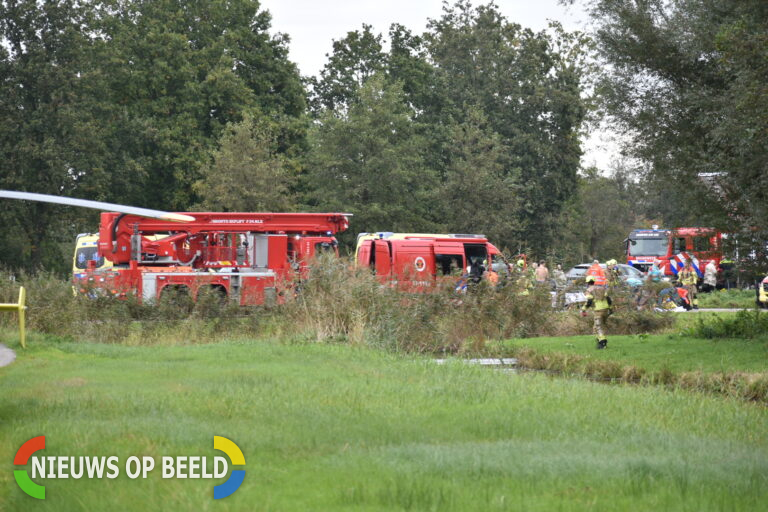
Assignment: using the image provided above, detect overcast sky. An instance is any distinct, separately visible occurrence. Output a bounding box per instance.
[260,0,590,77]
[259,0,617,169]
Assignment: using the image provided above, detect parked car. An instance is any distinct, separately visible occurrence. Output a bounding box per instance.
[566,263,645,286]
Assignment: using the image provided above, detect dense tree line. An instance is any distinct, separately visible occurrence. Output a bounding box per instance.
[0,0,305,269]
[2,0,762,274]
[0,1,590,272]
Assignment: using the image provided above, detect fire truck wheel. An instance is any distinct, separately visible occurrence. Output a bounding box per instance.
[159,285,194,315]
[197,285,228,305]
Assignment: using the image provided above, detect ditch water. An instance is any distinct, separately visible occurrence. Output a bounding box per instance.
[433,358,519,373]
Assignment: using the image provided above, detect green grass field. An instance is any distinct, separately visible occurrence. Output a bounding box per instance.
[1,336,767,511]
[500,333,768,374]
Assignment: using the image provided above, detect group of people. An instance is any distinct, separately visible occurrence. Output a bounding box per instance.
[648,258,721,311]
[580,257,718,349]
[511,260,568,297]
[457,254,721,350]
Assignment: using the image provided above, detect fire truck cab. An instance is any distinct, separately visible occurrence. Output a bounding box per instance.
[355,232,507,290]
[626,226,722,277]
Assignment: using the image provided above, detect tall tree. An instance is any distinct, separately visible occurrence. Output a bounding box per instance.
[426,2,590,254]
[193,115,297,211]
[307,2,591,255]
[558,166,641,264]
[0,0,105,270]
[308,24,386,114]
[439,108,518,244]
[94,0,305,210]
[576,0,768,266]
[306,75,440,242]
[0,0,307,271]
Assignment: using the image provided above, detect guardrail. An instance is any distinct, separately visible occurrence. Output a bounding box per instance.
[0,287,26,348]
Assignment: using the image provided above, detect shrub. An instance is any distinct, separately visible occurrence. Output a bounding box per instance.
[683,310,768,339]
[0,259,676,351]
[0,270,265,344]
[282,256,557,354]
[698,289,757,309]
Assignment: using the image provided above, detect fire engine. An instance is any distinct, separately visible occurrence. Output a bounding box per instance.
[626,226,723,278]
[73,211,350,305]
[355,232,508,290]
[1,190,350,305]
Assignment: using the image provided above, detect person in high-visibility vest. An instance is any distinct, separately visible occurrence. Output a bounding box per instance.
[581,275,612,349]
[677,259,699,309]
[720,257,736,289]
[585,259,607,286]
[605,259,621,290]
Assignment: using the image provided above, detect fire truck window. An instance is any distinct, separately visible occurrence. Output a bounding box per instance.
[464,244,488,269]
[315,242,336,253]
[435,254,463,275]
[75,248,104,269]
[673,238,687,254]
[693,237,710,252]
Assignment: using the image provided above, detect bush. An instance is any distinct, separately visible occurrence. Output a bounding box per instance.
[683,310,768,339]
[282,256,556,354]
[0,259,676,351]
[698,289,756,309]
[0,270,265,344]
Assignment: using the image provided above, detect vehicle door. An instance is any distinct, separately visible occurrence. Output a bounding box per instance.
[433,242,466,288]
[392,242,433,291]
[373,240,392,283]
[357,240,373,267]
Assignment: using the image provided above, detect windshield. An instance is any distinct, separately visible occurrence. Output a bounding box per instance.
[629,237,668,257]
[621,265,643,278]
[75,247,105,270]
[491,254,509,276]
[566,266,588,279]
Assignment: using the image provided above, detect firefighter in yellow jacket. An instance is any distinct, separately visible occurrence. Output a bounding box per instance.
[582,275,612,349]
[677,260,699,310]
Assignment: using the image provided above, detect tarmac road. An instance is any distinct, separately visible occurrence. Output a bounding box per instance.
[0,343,15,367]
[680,308,746,313]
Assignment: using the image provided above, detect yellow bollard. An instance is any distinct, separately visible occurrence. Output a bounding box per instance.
[0,287,27,348]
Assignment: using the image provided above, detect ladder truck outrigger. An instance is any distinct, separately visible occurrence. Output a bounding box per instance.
[74,211,350,305]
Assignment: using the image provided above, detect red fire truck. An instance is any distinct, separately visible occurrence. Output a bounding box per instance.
[355,232,508,291]
[74,211,350,305]
[626,226,723,278]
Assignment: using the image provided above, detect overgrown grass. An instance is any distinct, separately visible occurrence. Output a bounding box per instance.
[0,262,672,353]
[698,288,757,309]
[0,271,276,345]
[1,339,767,511]
[499,333,768,374]
[682,309,768,339]
[498,333,768,402]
